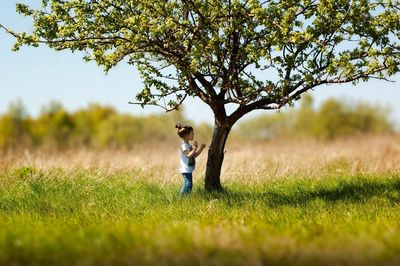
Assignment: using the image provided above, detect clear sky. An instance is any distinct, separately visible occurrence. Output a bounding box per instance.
[1,1,400,126]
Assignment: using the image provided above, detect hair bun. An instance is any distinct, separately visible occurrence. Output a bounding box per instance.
[175,123,182,129]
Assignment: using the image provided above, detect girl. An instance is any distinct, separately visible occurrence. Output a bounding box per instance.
[175,123,206,197]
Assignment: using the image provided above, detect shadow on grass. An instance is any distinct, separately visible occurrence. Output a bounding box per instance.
[200,176,400,207]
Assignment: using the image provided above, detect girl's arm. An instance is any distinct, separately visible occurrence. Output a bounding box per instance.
[195,144,206,157]
[184,146,198,158]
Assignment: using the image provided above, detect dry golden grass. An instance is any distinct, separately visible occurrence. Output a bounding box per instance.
[1,134,399,184]
[223,134,400,182]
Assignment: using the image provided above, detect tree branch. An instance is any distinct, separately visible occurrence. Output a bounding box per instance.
[0,23,19,38]
[128,94,187,113]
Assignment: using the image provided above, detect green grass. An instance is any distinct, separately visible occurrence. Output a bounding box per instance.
[1,166,400,265]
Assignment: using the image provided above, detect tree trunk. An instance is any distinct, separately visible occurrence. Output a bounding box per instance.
[205,122,231,192]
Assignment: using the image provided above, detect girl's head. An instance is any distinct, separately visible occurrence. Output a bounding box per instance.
[175,123,194,140]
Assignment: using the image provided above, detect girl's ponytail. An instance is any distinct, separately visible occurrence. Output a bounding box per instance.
[175,122,193,138]
[175,123,183,130]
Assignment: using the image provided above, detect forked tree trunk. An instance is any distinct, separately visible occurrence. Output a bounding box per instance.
[205,122,231,192]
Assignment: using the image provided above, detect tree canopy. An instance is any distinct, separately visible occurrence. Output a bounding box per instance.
[2,0,399,122]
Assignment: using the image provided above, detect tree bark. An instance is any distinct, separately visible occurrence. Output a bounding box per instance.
[205,122,231,192]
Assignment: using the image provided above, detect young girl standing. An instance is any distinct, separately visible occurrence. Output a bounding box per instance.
[175,123,206,197]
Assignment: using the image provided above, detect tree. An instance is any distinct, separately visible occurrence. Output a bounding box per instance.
[1,0,399,191]
[0,100,31,149]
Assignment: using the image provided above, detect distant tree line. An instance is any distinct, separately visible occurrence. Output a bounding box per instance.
[0,96,396,151]
[0,100,211,151]
[234,95,395,141]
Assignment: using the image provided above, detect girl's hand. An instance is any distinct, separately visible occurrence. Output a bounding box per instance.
[193,141,198,147]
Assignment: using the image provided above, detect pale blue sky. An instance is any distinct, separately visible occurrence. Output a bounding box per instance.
[1,1,399,126]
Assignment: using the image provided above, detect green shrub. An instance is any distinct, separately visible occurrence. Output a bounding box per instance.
[235,94,394,141]
[0,101,211,151]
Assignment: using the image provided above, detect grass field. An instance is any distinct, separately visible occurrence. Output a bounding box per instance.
[0,135,400,265]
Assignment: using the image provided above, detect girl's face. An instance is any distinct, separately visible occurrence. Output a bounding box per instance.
[185,131,194,141]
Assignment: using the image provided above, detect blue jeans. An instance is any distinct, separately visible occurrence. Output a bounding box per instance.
[180,173,193,197]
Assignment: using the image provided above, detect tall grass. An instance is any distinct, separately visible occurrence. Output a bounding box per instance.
[0,166,399,265]
[0,135,400,265]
